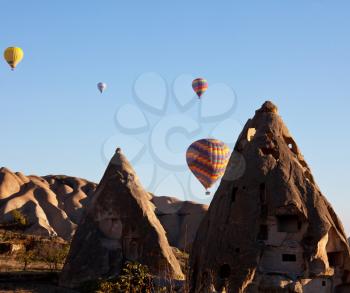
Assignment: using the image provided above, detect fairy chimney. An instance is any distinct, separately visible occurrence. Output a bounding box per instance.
[189,101,350,293]
[60,148,183,288]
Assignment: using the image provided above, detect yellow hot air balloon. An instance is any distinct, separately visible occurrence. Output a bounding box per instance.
[4,47,24,70]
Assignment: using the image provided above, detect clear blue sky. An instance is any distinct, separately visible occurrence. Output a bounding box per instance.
[1,1,350,233]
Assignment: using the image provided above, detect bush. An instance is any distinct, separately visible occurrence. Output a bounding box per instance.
[11,209,28,228]
[80,262,165,293]
[120,262,153,292]
[98,262,153,293]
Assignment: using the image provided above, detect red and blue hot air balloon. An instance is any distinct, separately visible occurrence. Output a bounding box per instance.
[186,139,230,195]
[192,78,208,99]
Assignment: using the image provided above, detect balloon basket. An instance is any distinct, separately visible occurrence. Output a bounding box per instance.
[205,191,211,196]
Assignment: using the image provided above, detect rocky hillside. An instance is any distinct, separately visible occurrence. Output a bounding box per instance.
[0,167,207,249]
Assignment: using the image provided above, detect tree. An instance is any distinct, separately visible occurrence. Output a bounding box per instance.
[16,249,36,271]
[38,242,70,271]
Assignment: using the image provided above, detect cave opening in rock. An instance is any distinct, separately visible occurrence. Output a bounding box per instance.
[259,183,266,203]
[282,254,296,262]
[257,224,268,241]
[247,128,256,142]
[276,215,300,233]
[231,186,238,203]
[219,264,231,279]
[283,136,298,155]
[259,183,268,217]
[260,147,279,160]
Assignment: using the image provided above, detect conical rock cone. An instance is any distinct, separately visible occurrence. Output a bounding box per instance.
[189,101,350,293]
[60,148,183,288]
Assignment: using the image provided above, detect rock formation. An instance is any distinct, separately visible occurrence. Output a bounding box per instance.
[0,168,96,239]
[189,101,350,293]
[59,148,183,288]
[0,168,206,249]
[152,196,208,251]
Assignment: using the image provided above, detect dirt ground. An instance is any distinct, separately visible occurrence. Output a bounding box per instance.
[0,270,76,293]
[0,257,56,273]
[0,283,78,293]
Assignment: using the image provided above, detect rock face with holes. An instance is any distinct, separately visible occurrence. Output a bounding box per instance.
[189,101,350,293]
[60,148,183,288]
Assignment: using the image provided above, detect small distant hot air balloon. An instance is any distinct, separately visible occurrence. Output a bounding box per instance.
[186,139,230,195]
[192,78,208,99]
[4,47,24,70]
[97,82,107,93]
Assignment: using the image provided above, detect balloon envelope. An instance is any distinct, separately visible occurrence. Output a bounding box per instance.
[186,139,230,190]
[97,82,107,93]
[192,78,208,98]
[4,47,24,70]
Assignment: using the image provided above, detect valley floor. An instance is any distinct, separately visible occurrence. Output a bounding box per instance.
[0,272,77,293]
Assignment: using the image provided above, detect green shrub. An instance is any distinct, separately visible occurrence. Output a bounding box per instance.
[98,262,153,293]
[11,209,28,228]
[80,262,163,293]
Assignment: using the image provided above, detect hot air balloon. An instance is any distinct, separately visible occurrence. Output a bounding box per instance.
[192,78,208,99]
[186,138,230,195]
[97,82,107,93]
[4,47,24,70]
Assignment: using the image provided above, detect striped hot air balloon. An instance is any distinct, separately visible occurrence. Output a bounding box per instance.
[186,139,230,194]
[192,78,208,99]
